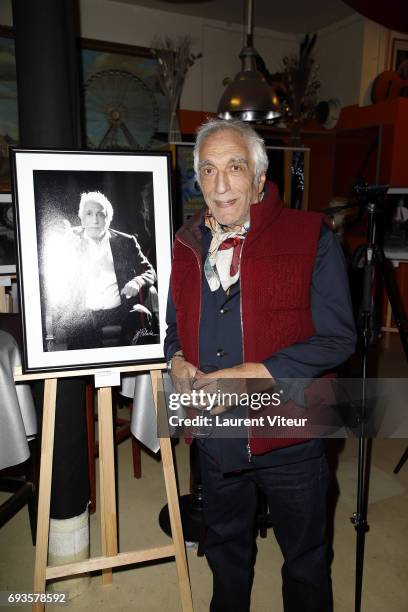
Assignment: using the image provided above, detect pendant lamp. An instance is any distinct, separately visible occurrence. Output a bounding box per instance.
[217,0,281,121]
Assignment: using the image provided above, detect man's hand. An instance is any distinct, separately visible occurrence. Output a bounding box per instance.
[193,362,273,384]
[214,363,273,380]
[170,355,197,396]
[121,279,142,299]
[192,362,275,415]
[130,304,152,322]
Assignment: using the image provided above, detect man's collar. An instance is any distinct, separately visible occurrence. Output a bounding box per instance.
[83,229,110,245]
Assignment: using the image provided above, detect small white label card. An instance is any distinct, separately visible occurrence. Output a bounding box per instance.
[94,369,121,388]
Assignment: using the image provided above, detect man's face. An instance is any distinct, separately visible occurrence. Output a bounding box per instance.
[80,201,110,240]
[198,129,266,229]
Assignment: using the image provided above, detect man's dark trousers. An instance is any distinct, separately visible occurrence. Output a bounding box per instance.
[200,450,333,612]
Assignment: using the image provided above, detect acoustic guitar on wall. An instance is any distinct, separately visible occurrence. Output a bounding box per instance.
[371,70,408,103]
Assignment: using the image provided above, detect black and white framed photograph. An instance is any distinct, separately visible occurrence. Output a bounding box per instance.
[11,149,172,372]
[0,193,16,274]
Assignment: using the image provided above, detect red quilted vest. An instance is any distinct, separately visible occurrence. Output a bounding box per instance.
[171,183,326,454]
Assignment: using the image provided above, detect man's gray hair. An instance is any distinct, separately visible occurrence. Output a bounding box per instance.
[78,191,114,224]
[193,118,269,184]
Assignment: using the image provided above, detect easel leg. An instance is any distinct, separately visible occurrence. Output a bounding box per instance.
[33,378,57,612]
[97,387,118,585]
[150,370,193,612]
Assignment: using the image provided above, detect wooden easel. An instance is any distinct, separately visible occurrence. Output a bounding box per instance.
[13,364,193,612]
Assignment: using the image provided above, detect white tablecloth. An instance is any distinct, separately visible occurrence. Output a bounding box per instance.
[121,372,174,453]
[0,330,37,470]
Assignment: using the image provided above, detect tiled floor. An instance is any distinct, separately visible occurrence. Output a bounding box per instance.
[1,338,408,611]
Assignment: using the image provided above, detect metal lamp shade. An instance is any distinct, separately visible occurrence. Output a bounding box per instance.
[217,48,281,122]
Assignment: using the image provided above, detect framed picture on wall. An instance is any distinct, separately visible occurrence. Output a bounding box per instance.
[0,27,17,193]
[81,38,170,151]
[11,149,172,373]
[169,143,311,226]
[171,143,205,230]
[0,28,170,189]
[0,193,16,274]
[265,146,310,211]
[390,38,408,77]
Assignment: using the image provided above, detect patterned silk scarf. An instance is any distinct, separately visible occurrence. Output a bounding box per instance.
[204,216,249,292]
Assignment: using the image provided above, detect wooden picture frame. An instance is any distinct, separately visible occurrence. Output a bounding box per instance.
[11,148,172,373]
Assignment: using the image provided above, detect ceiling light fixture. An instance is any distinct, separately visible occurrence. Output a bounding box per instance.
[217,0,281,122]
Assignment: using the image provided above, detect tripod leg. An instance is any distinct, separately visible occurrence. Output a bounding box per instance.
[376,246,408,358]
[355,529,366,612]
[353,436,371,612]
[352,208,376,612]
[351,197,407,612]
[394,447,408,474]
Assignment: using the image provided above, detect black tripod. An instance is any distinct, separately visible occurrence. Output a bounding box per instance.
[348,185,408,612]
[393,446,408,473]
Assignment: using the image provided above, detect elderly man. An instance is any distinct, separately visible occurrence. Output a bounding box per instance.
[48,190,157,350]
[165,119,356,612]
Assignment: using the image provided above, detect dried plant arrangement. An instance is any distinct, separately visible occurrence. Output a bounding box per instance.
[151,35,202,141]
[282,34,320,140]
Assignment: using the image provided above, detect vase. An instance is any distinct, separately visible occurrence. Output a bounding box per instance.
[287,119,303,146]
[168,99,181,143]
